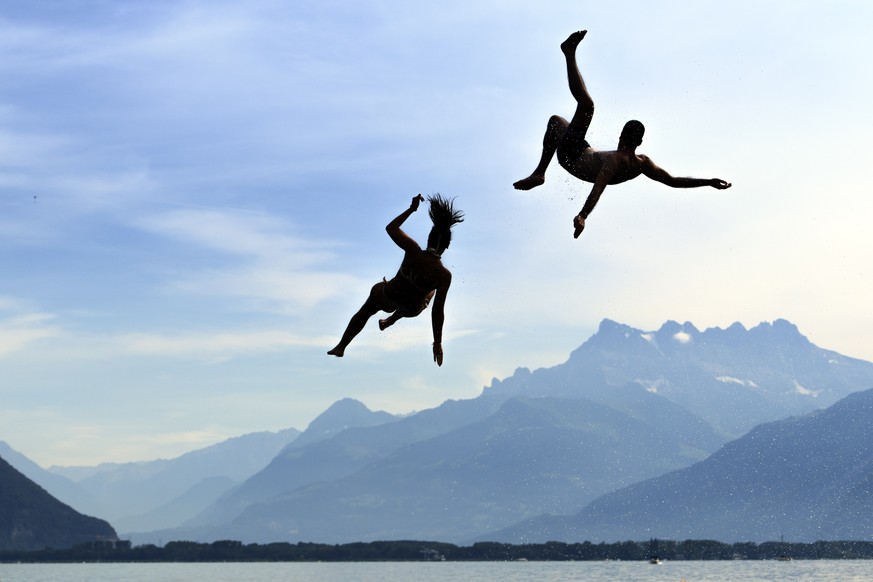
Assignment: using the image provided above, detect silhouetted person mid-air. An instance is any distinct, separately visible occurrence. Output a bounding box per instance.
[513,30,732,238]
[328,194,464,366]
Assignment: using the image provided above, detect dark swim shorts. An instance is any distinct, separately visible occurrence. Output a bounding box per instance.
[560,126,591,152]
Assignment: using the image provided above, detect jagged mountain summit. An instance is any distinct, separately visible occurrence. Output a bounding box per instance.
[128,319,873,545]
[0,455,116,551]
[486,319,873,436]
[287,397,400,449]
[488,387,873,543]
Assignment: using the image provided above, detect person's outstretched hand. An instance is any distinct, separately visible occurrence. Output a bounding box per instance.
[410,194,425,211]
[433,342,443,366]
[710,179,731,190]
[573,214,586,238]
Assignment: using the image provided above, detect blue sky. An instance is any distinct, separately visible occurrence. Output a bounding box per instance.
[2,0,872,466]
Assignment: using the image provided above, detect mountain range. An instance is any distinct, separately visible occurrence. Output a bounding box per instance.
[486,319,872,437]
[5,318,873,545]
[127,318,873,544]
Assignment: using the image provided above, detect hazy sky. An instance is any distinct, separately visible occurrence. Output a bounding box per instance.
[2,1,871,466]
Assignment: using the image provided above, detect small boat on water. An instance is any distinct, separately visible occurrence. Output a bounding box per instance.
[649,556,662,564]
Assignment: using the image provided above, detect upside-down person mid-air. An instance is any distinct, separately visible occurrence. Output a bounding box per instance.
[328,194,464,366]
[513,30,732,238]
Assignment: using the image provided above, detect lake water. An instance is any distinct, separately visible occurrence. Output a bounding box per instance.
[1,560,872,581]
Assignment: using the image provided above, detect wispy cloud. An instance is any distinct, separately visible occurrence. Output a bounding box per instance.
[0,308,62,357]
[0,293,328,362]
[0,120,156,240]
[136,208,326,262]
[117,329,329,359]
[135,208,359,313]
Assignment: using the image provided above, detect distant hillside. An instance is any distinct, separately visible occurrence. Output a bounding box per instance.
[0,455,116,551]
[0,441,95,515]
[40,427,300,532]
[174,397,474,531]
[112,476,237,533]
[123,320,873,545]
[189,392,721,544]
[489,387,873,543]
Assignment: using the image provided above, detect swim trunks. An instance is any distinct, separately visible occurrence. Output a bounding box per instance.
[560,125,591,153]
[381,277,433,317]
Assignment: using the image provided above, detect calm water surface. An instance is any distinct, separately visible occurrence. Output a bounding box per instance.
[1,560,872,581]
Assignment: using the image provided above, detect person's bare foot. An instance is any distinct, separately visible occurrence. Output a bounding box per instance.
[327,347,344,357]
[560,30,587,56]
[573,213,585,238]
[378,318,394,331]
[513,174,545,190]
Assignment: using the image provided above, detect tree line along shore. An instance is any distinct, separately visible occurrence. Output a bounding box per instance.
[4,539,873,563]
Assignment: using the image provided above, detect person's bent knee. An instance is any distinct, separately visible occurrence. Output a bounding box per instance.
[366,281,387,304]
[548,115,569,130]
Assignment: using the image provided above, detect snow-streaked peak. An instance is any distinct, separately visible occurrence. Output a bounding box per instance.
[794,380,821,397]
[673,331,693,344]
[715,376,759,388]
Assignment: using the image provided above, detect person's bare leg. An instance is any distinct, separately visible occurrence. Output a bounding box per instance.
[379,312,402,331]
[328,286,383,357]
[328,303,378,356]
[561,30,594,132]
[380,288,433,329]
[513,115,569,190]
[514,30,593,191]
[562,29,597,239]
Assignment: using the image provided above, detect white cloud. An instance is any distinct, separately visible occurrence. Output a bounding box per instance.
[0,296,330,362]
[136,208,324,262]
[117,329,329,358]
[0,127,71,167]
[0,310,62,357]
[136,208,360,313]
[0,123,156,238]
[40,424,233,466]
[171,267,357,313]
[673,332,692,344]
[0,296,22,311]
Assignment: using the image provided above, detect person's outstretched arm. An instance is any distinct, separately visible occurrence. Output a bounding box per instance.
[640,156,731,189]
[430,278,451,366]
[386,194,424,252]
[574,160,616,238]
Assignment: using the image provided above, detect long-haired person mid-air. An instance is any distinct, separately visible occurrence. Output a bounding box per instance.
[328,194,464,366]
